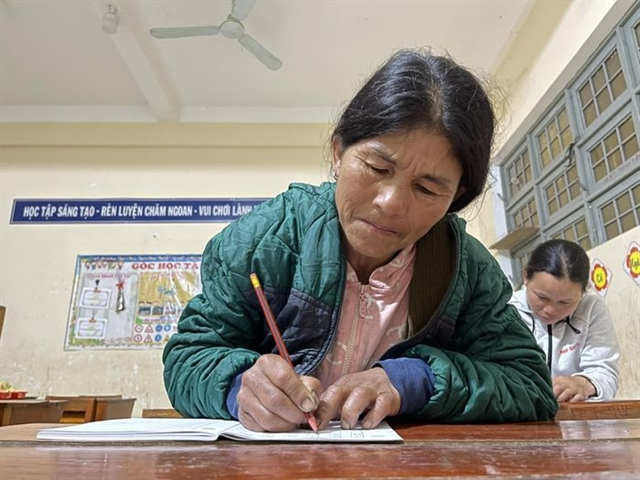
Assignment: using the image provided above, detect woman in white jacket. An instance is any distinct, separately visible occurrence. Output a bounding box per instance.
[510,239,620,402]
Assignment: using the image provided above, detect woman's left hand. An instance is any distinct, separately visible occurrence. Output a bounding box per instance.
[314,367,401,430]
[553,375,596,402]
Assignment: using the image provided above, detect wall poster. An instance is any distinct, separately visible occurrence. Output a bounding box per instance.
[65,254,201,350]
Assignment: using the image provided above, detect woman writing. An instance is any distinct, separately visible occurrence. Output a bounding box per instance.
[163,48,557,432]
[510,239,620,402]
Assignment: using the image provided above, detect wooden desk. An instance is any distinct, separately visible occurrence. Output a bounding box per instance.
[0,400,66,427]
[46,396,97,423]
[94,397,136,421]
[141,408,182,418]
[44,395,136,423]
[0,419,638,478]
[0,305,5,340]
[556,399,640,421]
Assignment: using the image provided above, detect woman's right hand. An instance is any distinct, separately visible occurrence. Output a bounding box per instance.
[236,354,321,432]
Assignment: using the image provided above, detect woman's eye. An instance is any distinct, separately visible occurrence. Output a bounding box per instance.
[416,185,435,195]
[367,164,387,174]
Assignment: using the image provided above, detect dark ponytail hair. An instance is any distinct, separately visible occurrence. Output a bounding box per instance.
[525,240,590,292]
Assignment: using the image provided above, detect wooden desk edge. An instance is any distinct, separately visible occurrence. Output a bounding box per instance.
[555,400,640,421]
[2,418,640,446]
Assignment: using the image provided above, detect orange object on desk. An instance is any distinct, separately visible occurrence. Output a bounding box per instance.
[0,392,27,399]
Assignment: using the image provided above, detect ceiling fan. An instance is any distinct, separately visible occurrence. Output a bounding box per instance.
[149,0,282,71]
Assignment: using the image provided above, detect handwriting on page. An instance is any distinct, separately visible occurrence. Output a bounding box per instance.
[222,420,401,442]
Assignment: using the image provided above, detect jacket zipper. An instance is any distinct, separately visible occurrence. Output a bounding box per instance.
[564,316,581,334]
[341,284,366,377]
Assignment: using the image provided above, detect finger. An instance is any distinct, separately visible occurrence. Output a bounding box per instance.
[569,393,586,403]
[256,356,319,416]
[315,385,348,430]
[555,388,574,403]
[256,385,307,425]
[340,386,375,430]
[552,383,566,399]
[237,390,297,432]
[237,406,263,432]
[360,392,399,429]
[238,355,306,431]
[299,375,322,412]
[313,399,336,431]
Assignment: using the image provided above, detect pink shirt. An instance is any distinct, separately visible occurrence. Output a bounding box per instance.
[316,245,416,389]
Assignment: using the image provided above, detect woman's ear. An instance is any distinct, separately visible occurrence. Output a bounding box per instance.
[522,271,529,286]
[331,137,344,179]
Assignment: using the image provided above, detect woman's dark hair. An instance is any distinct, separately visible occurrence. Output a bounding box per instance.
[331,47,495,213]
[524,239,590,292]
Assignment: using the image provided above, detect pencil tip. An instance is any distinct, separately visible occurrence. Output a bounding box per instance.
[308,415,319,434]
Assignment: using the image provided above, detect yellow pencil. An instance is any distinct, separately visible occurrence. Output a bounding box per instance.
[249,272,319,433]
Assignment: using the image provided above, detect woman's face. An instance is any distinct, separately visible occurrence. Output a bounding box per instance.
[524,272,583,325]
[332,128,464,277]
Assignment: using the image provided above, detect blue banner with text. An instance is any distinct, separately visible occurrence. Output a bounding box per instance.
[11,198,269,224]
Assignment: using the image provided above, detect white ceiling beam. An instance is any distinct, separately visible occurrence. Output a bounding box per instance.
[90,1,179,121]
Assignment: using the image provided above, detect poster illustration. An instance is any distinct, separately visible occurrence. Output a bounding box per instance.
[589,258,612,298]
[65,254,201,350]
[623,241,640,285]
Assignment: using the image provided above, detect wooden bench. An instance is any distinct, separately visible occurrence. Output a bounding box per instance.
[0,400,66,426]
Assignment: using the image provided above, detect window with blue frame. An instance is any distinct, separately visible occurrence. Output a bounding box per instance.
[498,4,640,283]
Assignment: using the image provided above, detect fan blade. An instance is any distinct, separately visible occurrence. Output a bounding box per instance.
[238,34,282,70]
[231,0,255,21]
[150,26,220,39]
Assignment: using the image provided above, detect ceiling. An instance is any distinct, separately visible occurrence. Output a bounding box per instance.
[0,0,537,123]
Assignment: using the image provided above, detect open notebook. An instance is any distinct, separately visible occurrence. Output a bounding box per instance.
[36,418,403,443]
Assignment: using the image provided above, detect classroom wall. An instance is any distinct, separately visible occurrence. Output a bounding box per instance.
[466,0,640,399]
[0,123,330,414]
[585,227,640,400]
[2,121,636,414]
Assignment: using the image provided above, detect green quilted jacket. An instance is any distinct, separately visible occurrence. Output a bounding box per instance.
[163,182,557,422]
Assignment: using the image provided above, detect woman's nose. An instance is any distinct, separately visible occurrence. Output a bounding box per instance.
[373,183,409,215]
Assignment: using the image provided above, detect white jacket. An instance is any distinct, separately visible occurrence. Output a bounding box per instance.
[509,289,620,400]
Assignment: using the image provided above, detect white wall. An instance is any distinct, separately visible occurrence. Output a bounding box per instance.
[0,123,329,414]
[586,227,640,399]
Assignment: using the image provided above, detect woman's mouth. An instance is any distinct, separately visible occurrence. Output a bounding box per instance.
[363,219,396,235]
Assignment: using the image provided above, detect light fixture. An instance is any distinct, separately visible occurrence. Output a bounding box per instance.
[101,4,118,34]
